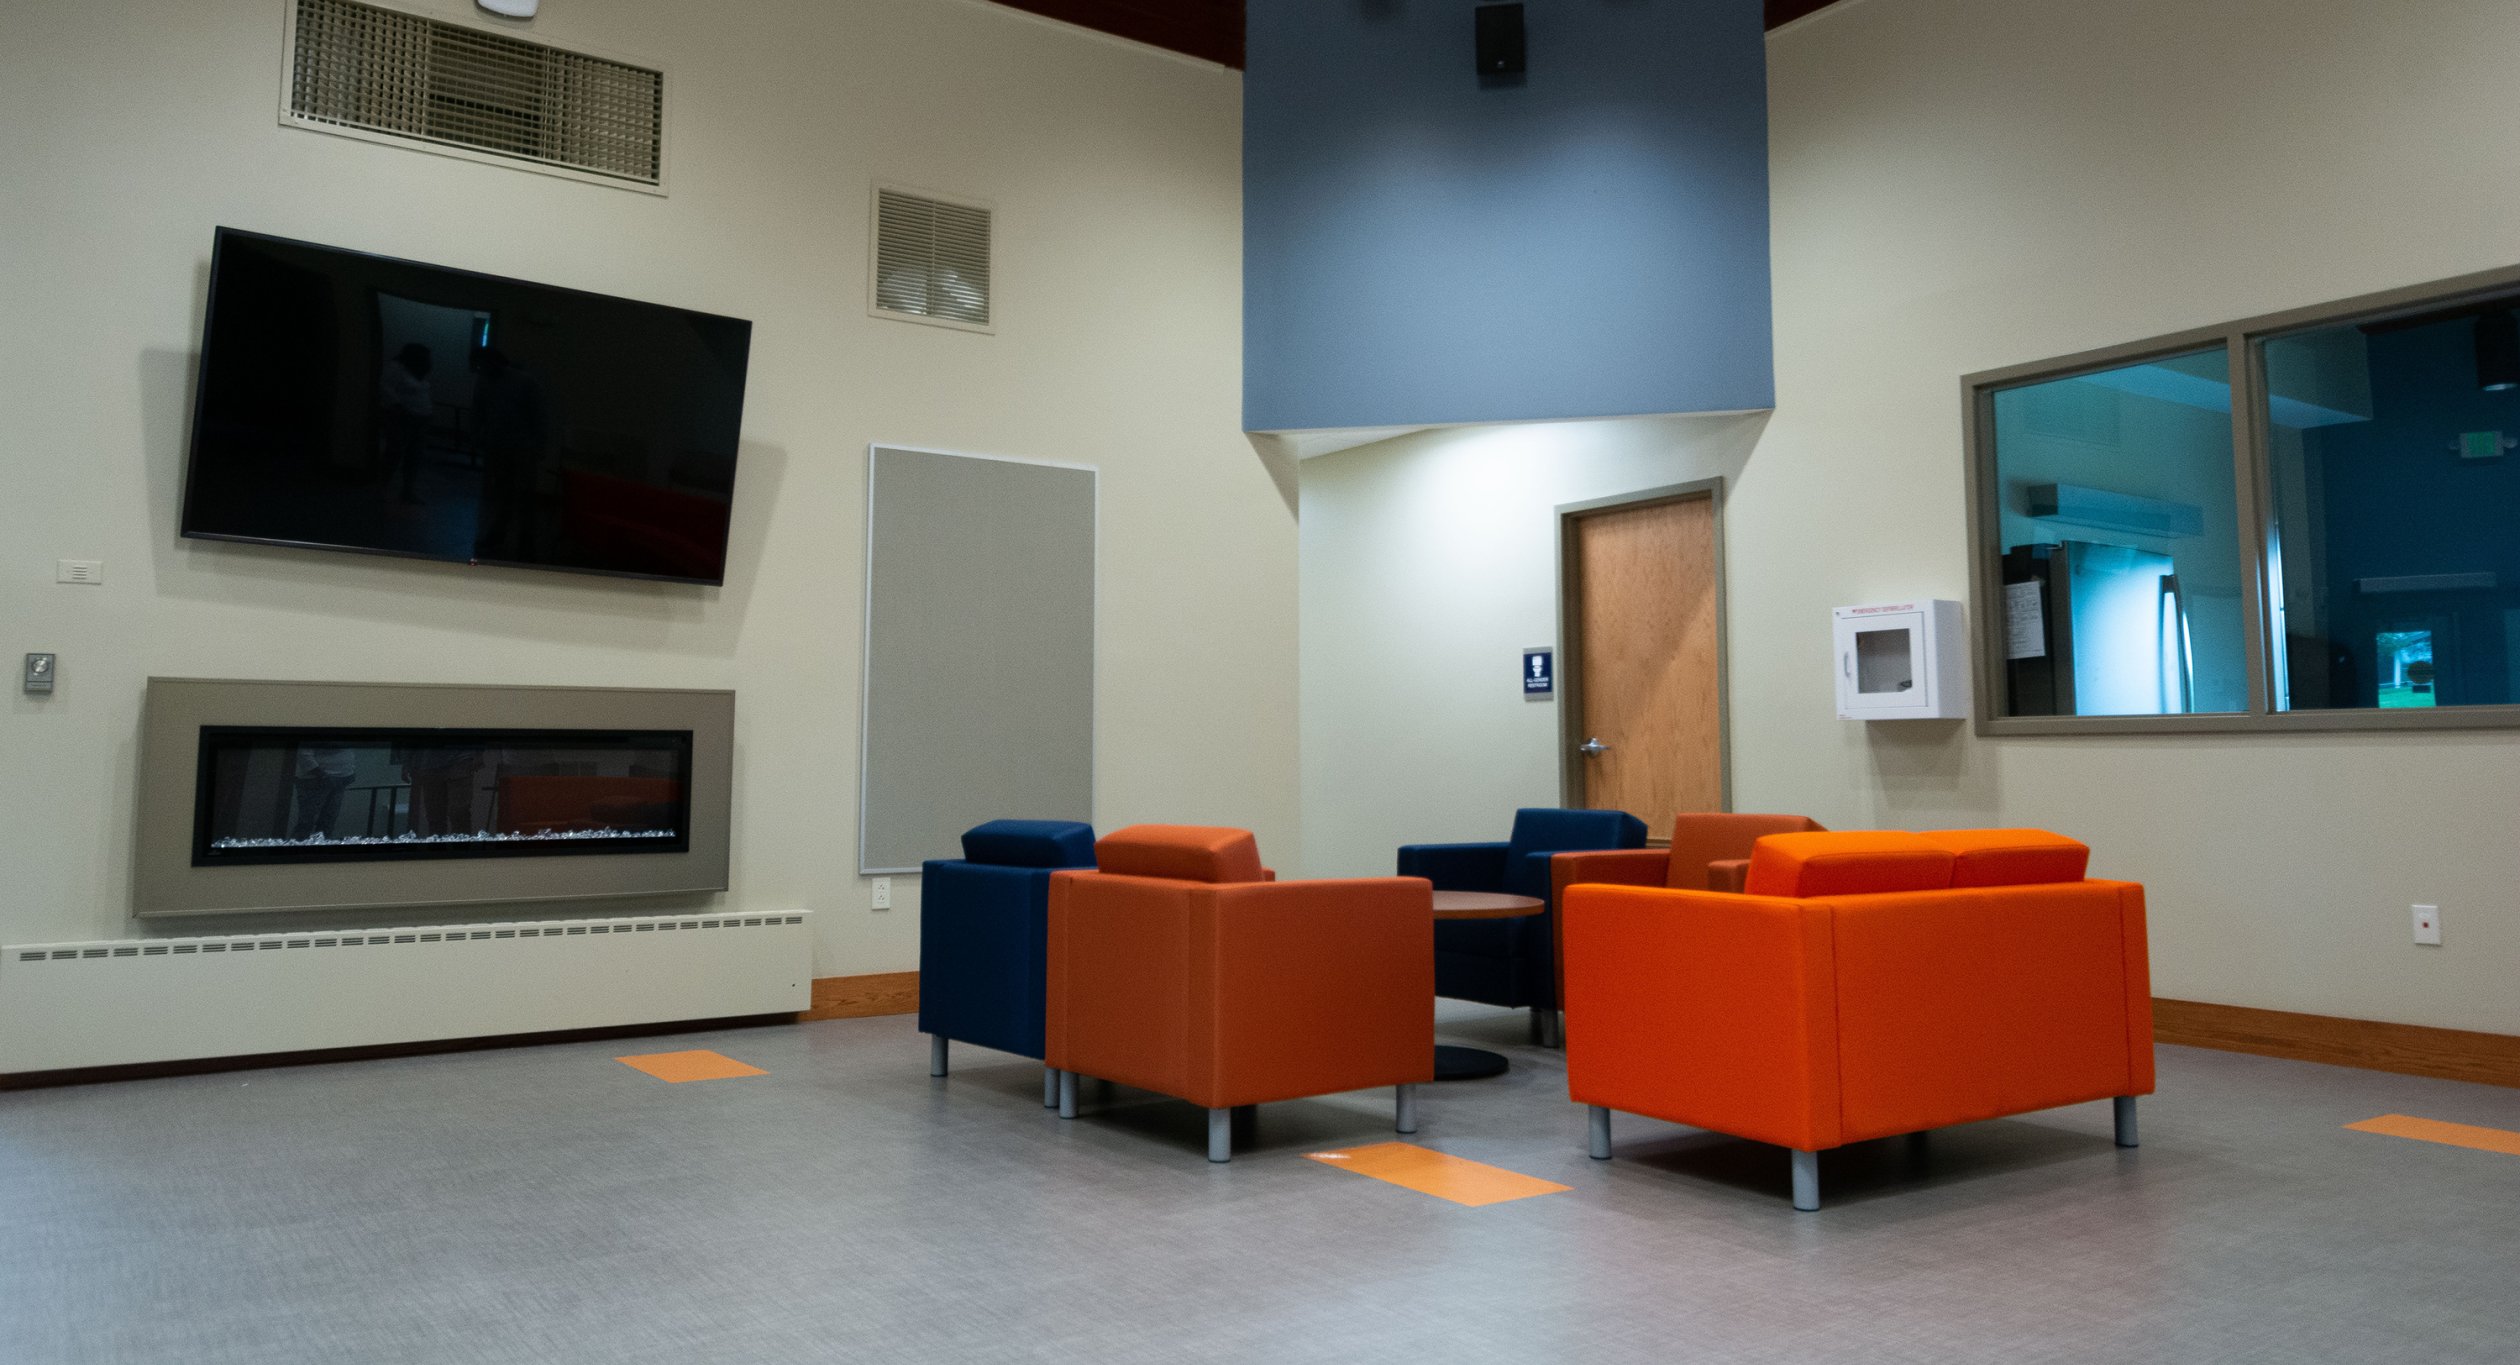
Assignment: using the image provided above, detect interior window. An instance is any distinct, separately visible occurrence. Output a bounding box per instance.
[1986,348,2247,717]
[2263,303,2520,710]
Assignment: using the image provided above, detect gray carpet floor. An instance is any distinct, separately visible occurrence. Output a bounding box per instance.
[3,1002,2516,1364]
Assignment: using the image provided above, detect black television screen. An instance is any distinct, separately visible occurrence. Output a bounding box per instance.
[182,228,752,585]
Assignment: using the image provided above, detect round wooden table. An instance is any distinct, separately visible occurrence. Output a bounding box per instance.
[1430,891,1545,1080]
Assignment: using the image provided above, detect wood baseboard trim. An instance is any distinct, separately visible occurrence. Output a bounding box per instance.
[0,1014,796,1092]
[2154,998,2520,1090]
[804,972,919,1022]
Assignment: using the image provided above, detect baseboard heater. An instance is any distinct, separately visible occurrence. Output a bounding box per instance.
[0,910,812,1075]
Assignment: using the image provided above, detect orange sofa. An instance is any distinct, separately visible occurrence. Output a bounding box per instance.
[1562,829,2153,1210]
[1046,825,1435,1162]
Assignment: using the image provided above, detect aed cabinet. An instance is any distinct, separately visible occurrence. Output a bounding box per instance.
[1833,600,1968,720]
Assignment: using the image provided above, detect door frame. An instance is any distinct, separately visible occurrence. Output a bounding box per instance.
[1554,478,1733,823]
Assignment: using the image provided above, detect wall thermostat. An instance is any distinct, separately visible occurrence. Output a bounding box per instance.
[477,0,538,18]
[25,653,57,695]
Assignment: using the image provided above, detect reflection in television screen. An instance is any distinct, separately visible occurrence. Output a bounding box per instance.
[181,228,752,585]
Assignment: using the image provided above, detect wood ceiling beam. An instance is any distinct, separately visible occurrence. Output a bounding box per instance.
[1766,0,1850,29]
[983,3,1844,74]
[987,0,1244,70]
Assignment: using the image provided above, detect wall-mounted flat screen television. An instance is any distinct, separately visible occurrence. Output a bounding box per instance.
[182,228,753,585]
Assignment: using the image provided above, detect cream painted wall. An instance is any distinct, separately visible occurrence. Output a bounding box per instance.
[0,0,1296,976]
[1304,0,2520,1035]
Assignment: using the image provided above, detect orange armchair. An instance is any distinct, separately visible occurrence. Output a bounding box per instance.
[1047,825,1435,1162]
[1563,829,2154,1210]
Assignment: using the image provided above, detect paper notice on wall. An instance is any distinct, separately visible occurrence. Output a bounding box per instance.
[2004,581,2046,660]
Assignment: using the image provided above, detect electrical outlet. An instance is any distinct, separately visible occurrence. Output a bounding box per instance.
[2412,904,2442,946]
[56,560,103,586]
[871,876,892,910]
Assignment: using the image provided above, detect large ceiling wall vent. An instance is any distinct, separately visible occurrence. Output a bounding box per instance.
[284,0,666,191]
[871,187,995,332]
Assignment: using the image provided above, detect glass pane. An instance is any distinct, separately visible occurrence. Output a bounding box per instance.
[194,727,692,866]
[1854,628,1915,695]
[1988,348,2247,716]
[2264,302,2520,710]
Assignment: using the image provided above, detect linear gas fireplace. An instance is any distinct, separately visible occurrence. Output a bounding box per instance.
[194,727,694,866]
[140,681,732,917]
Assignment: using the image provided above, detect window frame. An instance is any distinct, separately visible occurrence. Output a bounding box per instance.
[1963,260,2520,736]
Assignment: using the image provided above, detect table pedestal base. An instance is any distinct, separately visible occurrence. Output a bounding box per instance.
[1433,1044,1509,1081]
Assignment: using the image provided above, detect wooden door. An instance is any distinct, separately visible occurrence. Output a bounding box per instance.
[1569,493,1723,841]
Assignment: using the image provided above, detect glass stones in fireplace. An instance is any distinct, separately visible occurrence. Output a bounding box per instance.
[193,727,694,866]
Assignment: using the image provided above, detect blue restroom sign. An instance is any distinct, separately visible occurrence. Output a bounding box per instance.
[1523,649,1554,695]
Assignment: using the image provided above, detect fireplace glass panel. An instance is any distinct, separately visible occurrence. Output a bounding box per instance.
[194,727,693,866]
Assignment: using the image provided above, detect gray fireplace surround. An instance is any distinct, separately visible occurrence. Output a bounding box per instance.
[137,679,734,917]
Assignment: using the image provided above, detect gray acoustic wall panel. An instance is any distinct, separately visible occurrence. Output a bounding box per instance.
[860,447,1095,873]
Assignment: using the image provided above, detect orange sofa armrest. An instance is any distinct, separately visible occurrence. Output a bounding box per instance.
[1705,859,1750,894]
[1192,877,1435,1107]
[1561,884,1842,1152]
[2108,881,2156,1095]
[1046,871,1203,1096]
[1825,881,2154,1142]
[1550,850,1685,1007]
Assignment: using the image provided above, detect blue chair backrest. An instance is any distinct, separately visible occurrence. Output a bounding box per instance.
[959,819,1096,869]
[1506,807,1646,861]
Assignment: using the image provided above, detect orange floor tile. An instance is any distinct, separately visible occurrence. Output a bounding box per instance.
[2346,1114,2520,1157]
[1306,1142,1571,1207]
[616,1049,768,1083]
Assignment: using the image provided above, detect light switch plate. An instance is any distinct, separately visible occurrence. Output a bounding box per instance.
[24,653,56,694]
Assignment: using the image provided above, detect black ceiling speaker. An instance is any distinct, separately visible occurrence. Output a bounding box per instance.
[2478,310,2520,392]
[1476,3,1526,77]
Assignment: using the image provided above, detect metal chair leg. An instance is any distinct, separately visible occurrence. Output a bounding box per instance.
[1043,1067,1059,1108]
[1057,1070,1078,1119]
[1396,1083,1419,1135]
[1588,1105,1612,1160]
[929,1034,948,1078]
[1791,1149,1820,1212]
[1208,1107,1232,1163]
[2114,1095,2140,1148]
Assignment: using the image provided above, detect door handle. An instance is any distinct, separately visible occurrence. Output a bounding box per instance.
[1578,737,1609,757]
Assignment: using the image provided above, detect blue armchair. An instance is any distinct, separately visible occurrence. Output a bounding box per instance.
[1397,807,1648,1039]
[918,819,1096,1100]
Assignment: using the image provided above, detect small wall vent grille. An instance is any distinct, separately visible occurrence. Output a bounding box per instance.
[286,0,665,188]
[872,188,994,331]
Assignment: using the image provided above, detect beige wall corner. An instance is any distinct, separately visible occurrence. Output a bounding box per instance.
[1245,432,1303,518]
